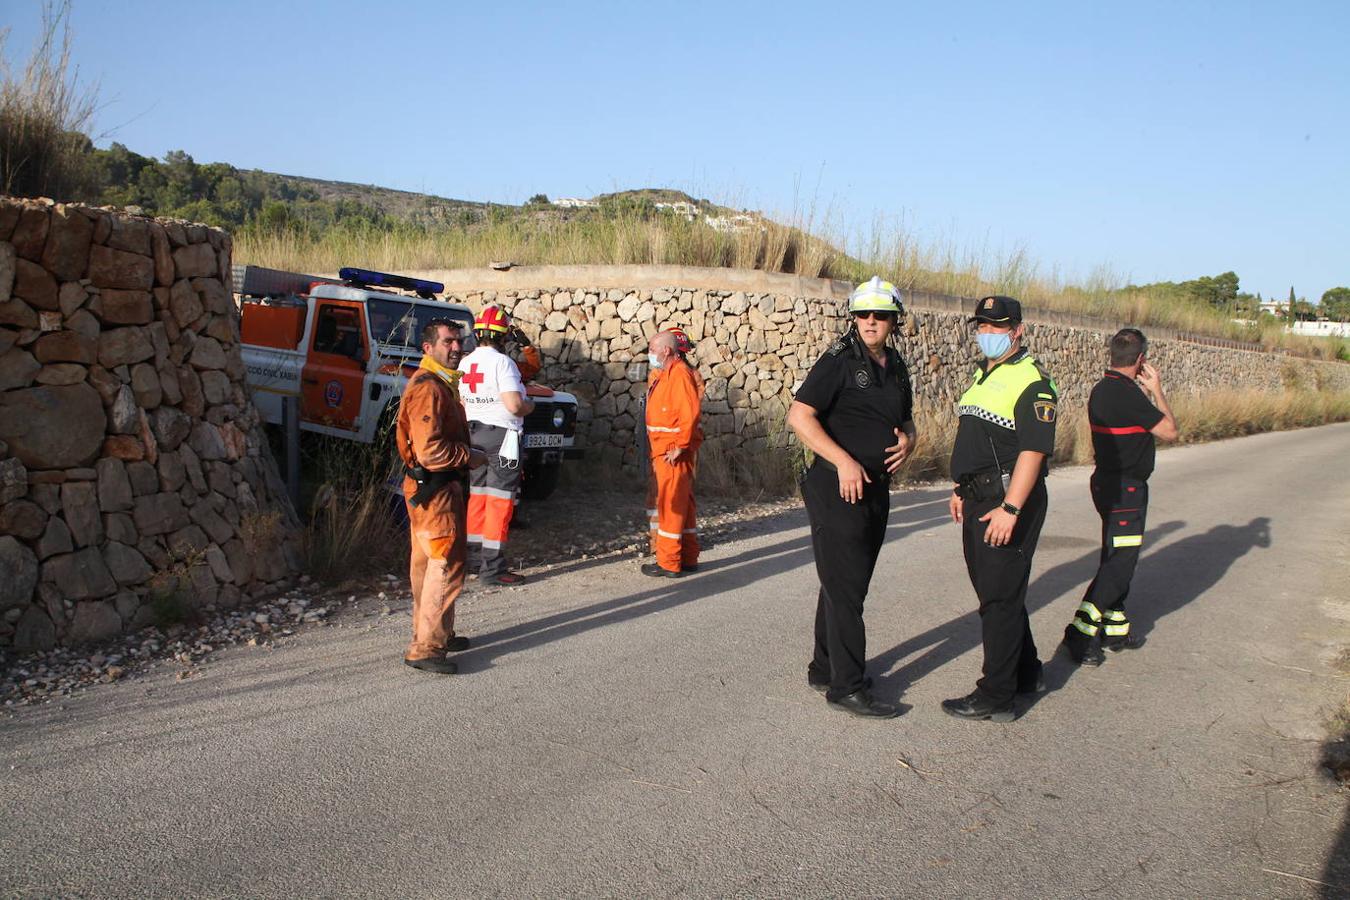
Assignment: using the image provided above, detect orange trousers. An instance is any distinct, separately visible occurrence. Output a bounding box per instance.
[404,479,467,660]
[651,454,698,572]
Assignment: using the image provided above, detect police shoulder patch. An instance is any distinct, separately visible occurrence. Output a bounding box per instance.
[854,369,871,389]
[1033,400,1056,423]
[827,338,848,357]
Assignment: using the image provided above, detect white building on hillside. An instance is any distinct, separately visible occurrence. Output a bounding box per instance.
[1288,320,1350,338]
[553,197,597,209]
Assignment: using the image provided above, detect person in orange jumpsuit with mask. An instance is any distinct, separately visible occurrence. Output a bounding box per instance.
[396,318,486,674]
[642,329,703,578]
[644,328,703,553]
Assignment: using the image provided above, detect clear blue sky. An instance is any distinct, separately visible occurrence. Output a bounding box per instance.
[6,0,1348,302]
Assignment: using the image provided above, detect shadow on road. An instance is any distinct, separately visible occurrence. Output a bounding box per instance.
[870,516,1273,709]
[462,487,954,671]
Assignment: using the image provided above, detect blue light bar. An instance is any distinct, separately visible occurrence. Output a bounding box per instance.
[339,267,444,299]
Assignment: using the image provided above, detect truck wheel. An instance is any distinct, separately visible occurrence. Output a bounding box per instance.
[521,460,561,501]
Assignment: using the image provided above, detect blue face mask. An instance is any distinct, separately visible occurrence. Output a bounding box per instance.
[976,331,1013,360]
[648,352,663,370]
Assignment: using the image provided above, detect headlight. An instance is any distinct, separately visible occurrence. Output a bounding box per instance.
[552,407,566,429]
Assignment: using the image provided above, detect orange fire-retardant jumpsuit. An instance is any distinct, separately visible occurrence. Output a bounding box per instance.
[645,356,704,572]
[515,344,542,382]
[396,369,474,661]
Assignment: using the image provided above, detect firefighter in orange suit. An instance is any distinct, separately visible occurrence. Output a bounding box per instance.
[642,329,703,578]
[645,328,703,552]
[508,324,543,382]
[396,318,486,674]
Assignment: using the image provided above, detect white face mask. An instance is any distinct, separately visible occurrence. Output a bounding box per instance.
[648,352,663,370]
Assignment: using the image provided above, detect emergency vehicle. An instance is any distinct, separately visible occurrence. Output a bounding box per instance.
[233,265,581,500]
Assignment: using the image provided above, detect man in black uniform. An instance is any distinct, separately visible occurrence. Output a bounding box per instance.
[1062,328,1178,665]
[943,296,1057,723]
[787,277,917,719]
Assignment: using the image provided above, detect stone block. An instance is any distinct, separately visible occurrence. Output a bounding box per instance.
[132,492,189,536]
[103,542,152,585]
[35,364,86,386]
[0,535,39,612]
[68,600,122,644]
[10,207,49,260]
[0,297,38,329]
[0,498,46,540]
[0,383,106,468]
[167,524,209,559]
[130,362,162,408]
[65,308,100,341]
[43,546,117,602]
[125,461,158,496]
[205,544,234,583]
[0,348,40,390]
[98,327,154,368]
[0,240,13,303]
[189,336,226,370]
[14,259,59,310]
[0,458,27,504]
[102,436,145,461]
[60,481,103,548]
[189,501,234,545]
[169,278,203,327]
[105,216,151,256]
[40,206,94,280]
[191,278,232,315]
[33,331,97,365]
[96,457,134,513]
[98,289,154,325]
[172,243,217,279]
[151,406,192,452]
[103,511,138,545]
[108,385,139,435]
[88,244,154,291]
[12,605,56,653]
[151,225,174,286]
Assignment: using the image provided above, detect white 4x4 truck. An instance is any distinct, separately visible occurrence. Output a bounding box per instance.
[234,265,581,500]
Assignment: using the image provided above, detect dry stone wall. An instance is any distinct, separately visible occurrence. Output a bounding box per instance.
[410,267,1350,474]
[0,198,302,653]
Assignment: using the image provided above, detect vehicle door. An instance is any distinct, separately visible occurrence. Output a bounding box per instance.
[300,299,369,431]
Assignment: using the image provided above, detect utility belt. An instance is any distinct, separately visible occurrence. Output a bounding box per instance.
[955,468,1010,503]
[405,464,466,508]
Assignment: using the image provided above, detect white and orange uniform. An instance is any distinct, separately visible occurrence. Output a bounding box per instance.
[459,344,526,578]
[645,356,704,572]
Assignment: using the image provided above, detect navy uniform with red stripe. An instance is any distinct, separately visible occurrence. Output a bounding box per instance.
[1063,370,1165,660]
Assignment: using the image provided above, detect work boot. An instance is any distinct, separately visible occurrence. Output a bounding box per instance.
[1104,634,1144,653]
[941,691,1015,723]
[828,689,900,719]
[404,656,458,675]
[640,563,683,579]
[808,672,872,694]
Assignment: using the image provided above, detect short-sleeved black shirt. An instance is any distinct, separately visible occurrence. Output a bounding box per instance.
[949,351,1058,480]
[1089,370,1164,480]
[795,336,914,478]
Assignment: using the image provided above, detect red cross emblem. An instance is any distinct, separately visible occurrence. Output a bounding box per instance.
[461,363,484,394]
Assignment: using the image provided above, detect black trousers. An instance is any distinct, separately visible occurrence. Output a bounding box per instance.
[802,463,890,701]
[1065,474,1149,652]
[960,479,1047,705]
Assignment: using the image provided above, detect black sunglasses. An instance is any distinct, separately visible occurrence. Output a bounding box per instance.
[853,310,896,321]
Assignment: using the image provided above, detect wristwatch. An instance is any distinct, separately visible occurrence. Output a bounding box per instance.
[1000,501,1021,516]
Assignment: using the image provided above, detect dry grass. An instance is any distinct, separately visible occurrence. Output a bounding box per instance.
[0,1,100,200]
[300,435,408,581]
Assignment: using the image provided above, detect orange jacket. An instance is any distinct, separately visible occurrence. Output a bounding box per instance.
[646,357,703,458]
[397,372,473,471]
[515,345,542,382]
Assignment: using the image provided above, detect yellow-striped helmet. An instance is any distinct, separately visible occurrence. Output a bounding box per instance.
[848,276,904,315]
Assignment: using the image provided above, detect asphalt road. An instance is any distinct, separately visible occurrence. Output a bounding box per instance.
[3,424,1349,899]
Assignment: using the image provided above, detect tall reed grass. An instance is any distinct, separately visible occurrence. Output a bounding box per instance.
[0,1,100,200]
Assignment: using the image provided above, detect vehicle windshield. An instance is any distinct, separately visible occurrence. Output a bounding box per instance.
[367,298,476,355]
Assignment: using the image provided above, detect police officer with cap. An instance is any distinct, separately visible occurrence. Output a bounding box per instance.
[944,295,1057,722]
[788,276,916,719]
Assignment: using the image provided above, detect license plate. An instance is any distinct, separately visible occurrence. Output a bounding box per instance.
[523,433,564,448]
